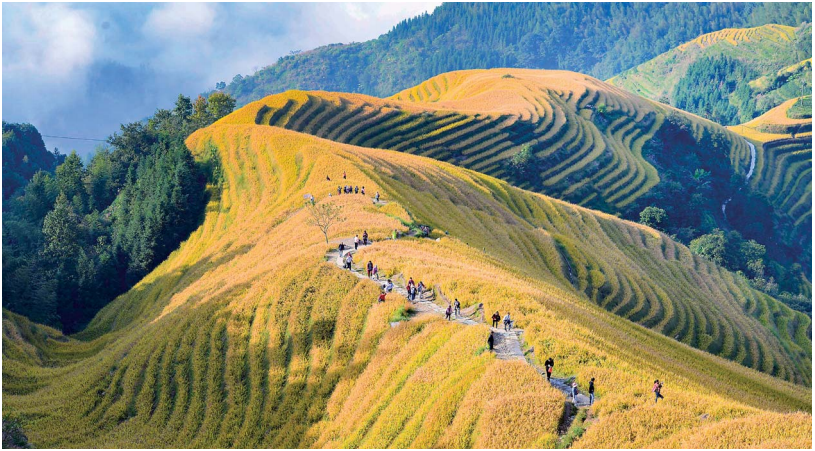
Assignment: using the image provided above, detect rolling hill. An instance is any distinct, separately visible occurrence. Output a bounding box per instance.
[609,23,812,125]
[3,98,811,447]
[222,3,812,106]
[219,68,814,297]
[225,68,752,214]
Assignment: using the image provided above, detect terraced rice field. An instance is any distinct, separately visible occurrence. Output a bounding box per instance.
[4,122,810,448]
[609,23,809,107]
[729,98,812,231]
[222,69,749,214]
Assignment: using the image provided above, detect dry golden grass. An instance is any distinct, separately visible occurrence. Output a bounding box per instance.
[2,100,810,448]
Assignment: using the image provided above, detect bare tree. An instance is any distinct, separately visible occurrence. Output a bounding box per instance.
[306,201,345,244]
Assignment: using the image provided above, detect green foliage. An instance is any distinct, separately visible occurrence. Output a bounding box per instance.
[220,3,811,104]
[508,144,534,175]
[638,206,666,230]
[672,55,759,125]
[690,230,727,266]
[2,415,31,449]
[207,92,237,121]
[388,305,413,323]
[0,92,232,332]
[2,121,64,200]
[787,95,812,119]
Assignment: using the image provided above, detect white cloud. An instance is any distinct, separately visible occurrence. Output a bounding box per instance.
[143,3,216,40]
[3,3,96,80]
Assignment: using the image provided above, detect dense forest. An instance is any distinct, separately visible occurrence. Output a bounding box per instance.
[222,2,811,104]
[625,113,810,310]
[673,53,812,125]
[1,92,235,332]
[2,122,65,200]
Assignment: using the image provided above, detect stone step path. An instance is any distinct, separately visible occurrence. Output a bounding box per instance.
[325,232,593,409]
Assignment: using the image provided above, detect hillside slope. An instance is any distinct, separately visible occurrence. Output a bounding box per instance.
[222,3,811,105]
[727,96,812,276]
[219,68,813,297]
[609,24,812,125]
[3,119,811,447]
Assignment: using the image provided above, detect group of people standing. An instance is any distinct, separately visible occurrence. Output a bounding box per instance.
[490,311,513,331]
[406,277,426,302]
[444,298,462,320]
[337,185,364,195]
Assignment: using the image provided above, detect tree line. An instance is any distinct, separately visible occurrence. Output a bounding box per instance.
[2,92,235,332]
[222,2,811,104]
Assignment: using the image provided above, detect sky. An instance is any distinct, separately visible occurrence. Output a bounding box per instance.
[2,2,441,156]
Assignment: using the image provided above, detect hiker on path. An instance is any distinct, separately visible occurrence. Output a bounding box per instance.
[345,253,353,270]
[363,230,369,245]
[375,192,380,202]
[385,279,394,293]
[445,304,452,321]
[653,380,664,403]
[354,235,360,250]
[373,264,379,280]
[503,312,512,331]
[339,242,346,252]
[361,186,366,195]
[454,298,461,317]
[378,291,386,303]
[589,378,595,406]
[571,382,579,403]
[355,186,359,194]
[487,332,495,351]
[545,358,554,381]
[343,171,346,179]
[407,277,415,290]
[417,281,425,300]
[337,186,341,195]
[491,311,500,328]
[367,261,374,278]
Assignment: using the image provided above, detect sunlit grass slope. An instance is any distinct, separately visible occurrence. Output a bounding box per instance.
[3,123,811,448]
[609,23,810,106]
[220,68,755,213]
[729,97,812,236]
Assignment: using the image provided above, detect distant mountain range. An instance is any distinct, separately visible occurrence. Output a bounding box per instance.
[221,2,811,105]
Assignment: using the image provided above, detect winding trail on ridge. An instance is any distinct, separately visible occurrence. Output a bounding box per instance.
[722,139,757,219]
[324,220,593,411]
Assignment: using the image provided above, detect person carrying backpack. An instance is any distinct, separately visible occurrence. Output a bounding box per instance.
[653,380,664,403]
[454,299,461,317]
[417,281,425,300]
[491,311,500,328]
[367,261,374,278]
[589,377,595,405]
[571,382,579,403]
[445,304,452,321]
[503,312,512,331]
[487,332,495,351]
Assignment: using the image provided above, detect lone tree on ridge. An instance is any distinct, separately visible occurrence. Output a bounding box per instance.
[306,201,345,244]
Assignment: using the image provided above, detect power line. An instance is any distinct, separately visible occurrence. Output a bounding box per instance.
[41,134,107,142]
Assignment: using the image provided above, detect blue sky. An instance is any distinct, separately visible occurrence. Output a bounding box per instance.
[2,2,440,156]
